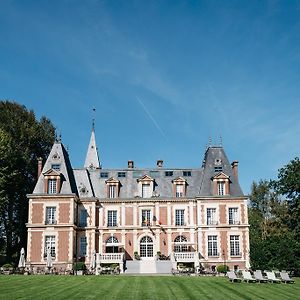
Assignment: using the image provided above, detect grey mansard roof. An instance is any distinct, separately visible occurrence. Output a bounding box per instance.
[32,135,244,198]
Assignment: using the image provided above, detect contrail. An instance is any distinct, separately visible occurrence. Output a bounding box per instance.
[136,96,167,140]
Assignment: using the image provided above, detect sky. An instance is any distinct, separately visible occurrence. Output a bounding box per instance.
[1,0,300,194]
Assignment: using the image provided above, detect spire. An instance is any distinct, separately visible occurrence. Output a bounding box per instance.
[84,111,100,169]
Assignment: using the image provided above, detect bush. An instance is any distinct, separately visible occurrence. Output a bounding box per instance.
[73,262,86,271]
[217,265,229,273]
[2,263,13,270]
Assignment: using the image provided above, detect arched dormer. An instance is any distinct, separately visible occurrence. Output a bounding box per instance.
[43,169,62,194]
[105,177,121,198]
[172,177,188,198]
[212,172,231,196]
[137,175,155,198]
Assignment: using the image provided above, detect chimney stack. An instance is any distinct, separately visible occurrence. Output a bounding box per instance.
[37,157,43,179]
[157,160,163,168]
[128,160,134,169]
[231,161,239,181]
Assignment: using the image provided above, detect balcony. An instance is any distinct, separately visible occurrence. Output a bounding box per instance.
[173,252,197,262]
[97,253,124,263]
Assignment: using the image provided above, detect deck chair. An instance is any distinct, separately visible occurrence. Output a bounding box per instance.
[253,270,268,283]
[280,271,295,284]
[227,271,241,283]
[242,270,256,283]
[265,271,281,283]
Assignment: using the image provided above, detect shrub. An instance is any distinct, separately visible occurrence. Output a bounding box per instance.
[2,263,13,270]
[217,264,229,273]
[73,262,86,271]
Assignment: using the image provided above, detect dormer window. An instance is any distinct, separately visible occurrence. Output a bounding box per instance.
[105,177,120,198]
[142,184,151,198]
[43,169,61,194]
[212,172,230,196]
[172,177,188,198]
[51,164,61,171]
[48,179,57,194]
[137,175,155,198]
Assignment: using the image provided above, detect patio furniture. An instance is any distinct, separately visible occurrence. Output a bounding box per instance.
[227,271,241,283]
[265,271,281,283]
[279,271,295,284]
[253,270,268,283]
[242,271,256,283]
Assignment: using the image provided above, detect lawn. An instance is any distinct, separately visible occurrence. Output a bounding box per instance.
[0,275,299,300]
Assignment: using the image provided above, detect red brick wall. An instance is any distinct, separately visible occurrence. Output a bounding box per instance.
[58,231,69,261]
[220,231,227,260]
[31,231,42,261]
[219,204,226,224]
[59,203,70,224]
[125,232,133,259]
[241,204,245,224]
[125,207,133,225]
[160,232,168,256]
[159,207,167,225]
[32,203,43,223]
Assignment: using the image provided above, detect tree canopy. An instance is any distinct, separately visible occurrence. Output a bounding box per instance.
[0,101,55,263]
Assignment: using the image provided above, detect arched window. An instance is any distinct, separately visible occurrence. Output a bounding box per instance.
[106,236,119,253]
[174,235,188,252]
[106,236,118,244]
[140,236,153,258]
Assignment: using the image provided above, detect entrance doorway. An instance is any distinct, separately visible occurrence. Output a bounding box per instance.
[140,236,153,259]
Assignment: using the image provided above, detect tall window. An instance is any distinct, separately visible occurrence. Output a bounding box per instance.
[141,209,151,226]
[175,209,185,226]
[140,236,153,258]
[48,179,57,194]
[80,237,87,256]
[79,209,87,227]
[218,182,225,195]
[142,184,151,198]
[45,236,56,257]
[230,235,240,256]
[109,185,116,198]
[107,210,117,227]
[229,208,239,225]
[174,235,188,252]
[208,235,218,256]
[46,207,56,224]
[176,185,184,197]
[207,208,217,225]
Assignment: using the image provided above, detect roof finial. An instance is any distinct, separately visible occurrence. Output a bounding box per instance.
[219,135,223,146]
[92,108,96,131]
[208,136,212,147]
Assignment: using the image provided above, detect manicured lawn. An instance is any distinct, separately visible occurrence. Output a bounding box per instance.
[0,275,299,300]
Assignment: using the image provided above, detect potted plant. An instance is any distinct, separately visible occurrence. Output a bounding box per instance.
[217,264,229,275]
[156,251,161,260]
[2,263,14,275]
[73,262,86,275]
[134,251,140,260]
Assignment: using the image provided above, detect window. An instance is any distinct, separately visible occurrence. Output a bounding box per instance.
[214,166,223,173]
[217,182,225,195]
[174,235,188,252]
[80,237,87,256]
[165,171,173,177]
[140,236,153,258]
[207,208,217,225]
[230,235,240,256]
[109,185,116,198]
[175,185,184,197]
[100,172,109,178]
[107,210,117,227]
[229,208,239,225]
[45,207,56,225]
[106,236,119,253]
[183,171,191,177]
[48,179,57,194]
[45,236,56,257]
[141,209,151,226]
[79,209,87,227]
[175,209,185,226]
[208,235,218,256]
[51,164,61,171]
[118,172,126,178]
[142,184,151,198]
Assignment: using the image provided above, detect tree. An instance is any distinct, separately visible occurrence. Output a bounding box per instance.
[0,101,55,263]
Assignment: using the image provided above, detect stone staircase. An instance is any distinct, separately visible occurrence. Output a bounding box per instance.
[125,260,173,274]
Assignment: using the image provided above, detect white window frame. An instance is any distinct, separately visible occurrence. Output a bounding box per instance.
[207,208,217,225]
[175,209,185,226]
[142,184,151,198]
[175,184,184,198]
[229,207,239,225]
[45,235,56,258]
[107,210,117,227]
[48,179,57,194]
[45,207,56,225]
[230,235,240,256]
[141,209,151,226]
[218,181,225,196]
[207,235,218,256]
[109,185,116,199]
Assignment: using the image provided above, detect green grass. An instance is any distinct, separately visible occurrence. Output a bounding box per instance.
[0,275,299,300]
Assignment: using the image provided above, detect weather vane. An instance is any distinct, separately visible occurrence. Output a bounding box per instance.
[92,108,96,130]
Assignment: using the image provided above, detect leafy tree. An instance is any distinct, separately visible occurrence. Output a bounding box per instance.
[0,101,55,262]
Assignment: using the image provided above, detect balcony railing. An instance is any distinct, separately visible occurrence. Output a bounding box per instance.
[45,220,57,225]
[229,220,241,225]
[207,221,218,226]
[97,253,124,263]
[173,252,196,262]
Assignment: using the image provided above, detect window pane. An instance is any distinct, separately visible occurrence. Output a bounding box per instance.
[80,237,87,256]
[46,207,56,224]
[107,210,117,227]
[48,179,57,194]
[79,209,87,227]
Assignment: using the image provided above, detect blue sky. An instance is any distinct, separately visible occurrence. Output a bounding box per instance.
[1,0,300,194]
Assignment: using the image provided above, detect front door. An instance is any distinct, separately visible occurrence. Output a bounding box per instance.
[140,236,154,260]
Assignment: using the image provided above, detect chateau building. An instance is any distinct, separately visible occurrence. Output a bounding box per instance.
[26,127,250,274]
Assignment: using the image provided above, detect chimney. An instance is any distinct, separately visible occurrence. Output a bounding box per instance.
[37,157,43,179]
[157,160,163,168]
[128,160,134,169]
[231,161,239,181]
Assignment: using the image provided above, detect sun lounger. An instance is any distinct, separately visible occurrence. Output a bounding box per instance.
[227,271,241,283]
[242,271,256,283]
[280,272,295,284]
[265,271,281,283]
[253,270,268,283]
